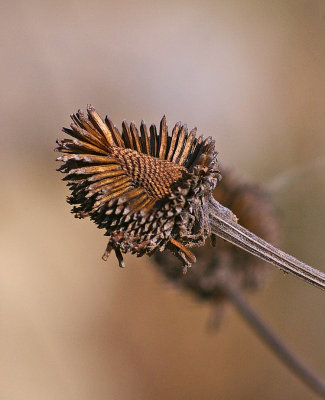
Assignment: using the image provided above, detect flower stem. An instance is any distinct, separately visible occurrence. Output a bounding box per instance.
[208,197,325,291]
[222,284,325,398]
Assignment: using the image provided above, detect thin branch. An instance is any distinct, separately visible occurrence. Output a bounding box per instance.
[222,284,325,399]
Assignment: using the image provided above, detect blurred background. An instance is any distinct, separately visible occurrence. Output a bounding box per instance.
[1,0,325,399]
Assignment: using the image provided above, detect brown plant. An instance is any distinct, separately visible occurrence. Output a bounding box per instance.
[56,105,325,290]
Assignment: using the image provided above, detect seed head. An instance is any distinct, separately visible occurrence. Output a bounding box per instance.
[56,105,220,268]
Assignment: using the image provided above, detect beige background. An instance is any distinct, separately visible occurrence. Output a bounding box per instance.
[1,0,325,399]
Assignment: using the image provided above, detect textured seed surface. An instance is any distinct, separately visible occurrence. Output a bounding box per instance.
[111,146,186,199]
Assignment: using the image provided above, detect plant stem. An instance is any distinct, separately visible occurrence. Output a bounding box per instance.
[208,197,325,291]
[223,284,325,399]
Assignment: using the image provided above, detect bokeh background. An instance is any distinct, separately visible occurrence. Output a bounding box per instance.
[1,0,325,399]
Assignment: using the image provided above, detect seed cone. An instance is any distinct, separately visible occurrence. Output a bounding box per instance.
[56,105,220,268]
[154,169,279,301]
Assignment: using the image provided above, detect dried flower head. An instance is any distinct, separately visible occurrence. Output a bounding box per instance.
[56,105,220,268]
[56,106,325,290]
[154,169,279,301]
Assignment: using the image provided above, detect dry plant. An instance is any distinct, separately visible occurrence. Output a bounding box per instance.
[56,106,325,398]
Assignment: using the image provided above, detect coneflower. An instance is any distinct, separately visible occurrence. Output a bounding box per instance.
[56,105,325,290]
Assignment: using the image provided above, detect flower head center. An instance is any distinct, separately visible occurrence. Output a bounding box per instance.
[110,146,186,199]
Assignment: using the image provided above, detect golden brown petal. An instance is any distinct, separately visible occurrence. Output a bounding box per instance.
[87,105,116,147]
[158,115,168,160]
[140,121,150,154]
[104,116,125,148]
[171,124,187,163]
[130,122,142,153]
[121,120,134,149]
[149,123,158,157]
[166,122,180,161]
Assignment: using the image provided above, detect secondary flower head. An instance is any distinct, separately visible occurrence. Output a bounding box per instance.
[154,169,279,301]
